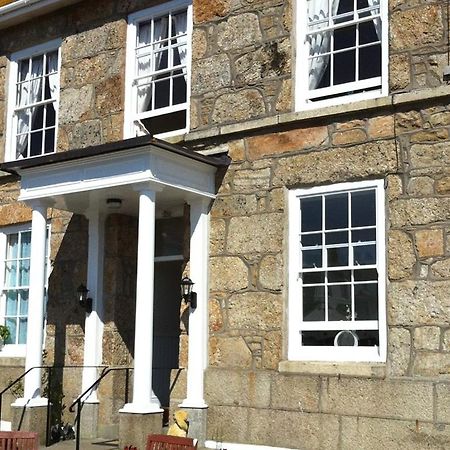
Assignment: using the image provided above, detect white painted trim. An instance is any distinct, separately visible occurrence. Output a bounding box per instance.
[5,38,62,162]
[287,179,386,362]
[124,0,192,139]
[0,0,81,29]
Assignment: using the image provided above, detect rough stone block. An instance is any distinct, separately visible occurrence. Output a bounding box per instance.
[436,177,450,195]
[391,5,444,51]
[410,142,450,169]
[191,54,231,95]
[332,128,367,146]
[321,377,433,421]
[443,329,450,352]
[246,126,329,160]
[388,281,450,326]
[388,230,416,280]
[390,53,411,91]
[206,405,248,443]
[412,352,450,378]
[209,336,252,368]
[228,291,282,331]
[210,256,248,292]
[414,326,441,350]
[59,85,94,124]
[415,229,444,258]
[212,89,266,124]
[262,330,282,370]
[209,297,224,333]
[119,411,162,450]
[193,0,230,23]
[11,404,47,445]
[232,168,271,192]
[388,327,412,376]
[247,408,339,449]
[436,383,450,423]
[259,253,283,290]
[407,176,435,196]
[390,198,450,228]
[205,368,270,408]
[212,194,258,217]
[341,416,450,450]
[210,219,226,255]
[271,373,320,412]
[217,13,262,51]
[272,141,398,187]
[367,115,395,139]
[227,213,283,254]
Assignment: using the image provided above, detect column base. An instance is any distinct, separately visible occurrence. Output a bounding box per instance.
[180,407,208,445]
[119,410,163,450]
[79,402,99,439]
[11,402,48,446]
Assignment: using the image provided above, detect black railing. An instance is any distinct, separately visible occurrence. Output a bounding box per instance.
[68,366,132,450]
[0,365,111,447]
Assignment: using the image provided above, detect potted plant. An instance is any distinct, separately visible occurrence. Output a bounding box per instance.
[0,324,10,349]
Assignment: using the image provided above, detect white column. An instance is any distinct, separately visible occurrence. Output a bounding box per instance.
[121,188,162,414]
[15,202,48,407]
[180,197,209,409]
[81,209,105,403]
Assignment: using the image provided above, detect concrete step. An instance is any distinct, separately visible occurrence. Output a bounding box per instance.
[40,438,119,449]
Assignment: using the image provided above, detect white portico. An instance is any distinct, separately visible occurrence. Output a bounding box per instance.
[0,136,227,433]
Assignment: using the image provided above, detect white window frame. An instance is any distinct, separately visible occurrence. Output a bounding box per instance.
[295,0,389,110]
[5,38,62,162]
[0,223,51,357]
[124,0,193,139]
[288,180,387,362]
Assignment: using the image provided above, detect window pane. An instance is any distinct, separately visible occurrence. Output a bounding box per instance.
[352,228,376,243]
[19,290,29,315]
[138,21,151,46]
[359,21,379,45]
[334,25,356,51]
[328,285,351,320]
[353,244,376,265]
[334,330,358,346]
[19,60,29,82]
[352,190,376,227]
[31,56,43,77]
[328,270,351,283]
[30,131,43,156]
[154,46,168,71]
[19,260,30,286]
[333,49,356,85]
[327,247,348,267]
[31,106,44,130]
[325,194,347,229]
[45,104,56,127]
[337,0,354,15]
[18,318,27,344]
[301,196,322,231]
[44,128,55,154]
[6,291,18,315]
[302,330,379,347]
[303,286,325,321]
[359,44,381,80]
[5,263,17,287]
[325,231,348,245]
[354,268,377,281]
[303,271,325,285]
[7,234,18,259]
[302,331,334,346]
[155,217,184,257]
[355,283,378,320]
[21,231,31,257]
[172,72,187,105]
[154,77,170,109]
[303,249,322,268]
[301,233,322,247]
[5,318,16,344]
[46,51,58,74]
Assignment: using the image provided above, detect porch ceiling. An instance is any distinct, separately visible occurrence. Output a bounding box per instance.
[0,136,229,216]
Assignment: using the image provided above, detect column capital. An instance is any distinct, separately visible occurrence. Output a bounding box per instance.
[132,181,163,194]
[185,195,211,209]
[26,199,51,211]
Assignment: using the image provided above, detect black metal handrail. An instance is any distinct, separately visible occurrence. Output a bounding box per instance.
[0,365,107,447]
[68,366,132,450]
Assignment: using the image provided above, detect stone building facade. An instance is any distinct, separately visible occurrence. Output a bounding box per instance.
[0,0,449,449]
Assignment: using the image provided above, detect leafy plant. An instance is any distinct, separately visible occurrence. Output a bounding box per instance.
[0,324,10,343]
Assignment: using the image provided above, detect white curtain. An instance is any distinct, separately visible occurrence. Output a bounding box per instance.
[47,51,59,102]
[16,58,44,158]
[308,0,340,90]
[15,61,32,158]
[366,0,381,39]
[173,11,188,81]
[137,18,168,113]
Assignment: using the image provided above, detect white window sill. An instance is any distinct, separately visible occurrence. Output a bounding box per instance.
[279,360,386,378]
[0,345,26,359]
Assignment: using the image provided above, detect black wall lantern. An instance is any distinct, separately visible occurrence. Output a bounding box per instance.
[77,283,93,314]
[180,277,197,309]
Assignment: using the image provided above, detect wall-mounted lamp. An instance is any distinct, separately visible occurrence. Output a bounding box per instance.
[77,283,93,314]
[180,277,197,309]
[106,198,122,210]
